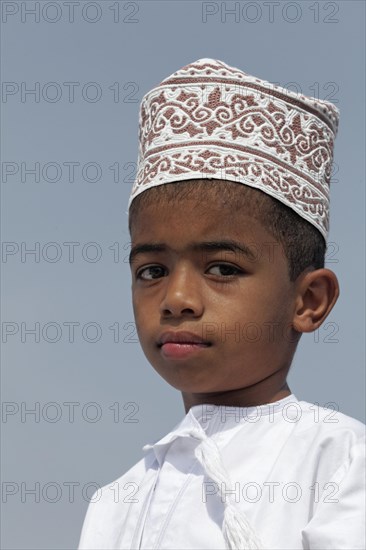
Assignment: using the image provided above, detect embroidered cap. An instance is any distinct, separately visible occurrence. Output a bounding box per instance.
[128,58,339,241]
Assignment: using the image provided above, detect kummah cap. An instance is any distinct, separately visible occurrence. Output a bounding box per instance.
[128,58,340,241]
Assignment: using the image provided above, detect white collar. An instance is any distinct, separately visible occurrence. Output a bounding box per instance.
[142,394,298,466]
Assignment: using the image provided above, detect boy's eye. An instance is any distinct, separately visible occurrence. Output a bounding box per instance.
[136,263,243,281]
[136,265,165,280]
[207,263,243,277]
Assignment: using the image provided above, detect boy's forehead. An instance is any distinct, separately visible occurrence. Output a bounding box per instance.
[127,58,340,243]
[130,195,273,249]
[130,183,255,227]
[129,204,284,271]
[129,179,274,240]
[130,177,267,216]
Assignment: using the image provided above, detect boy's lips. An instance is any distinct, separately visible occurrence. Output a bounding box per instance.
[157,330,212,347]
[157,331,212,359]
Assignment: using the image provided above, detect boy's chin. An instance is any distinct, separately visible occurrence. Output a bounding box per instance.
[154,376,246,396]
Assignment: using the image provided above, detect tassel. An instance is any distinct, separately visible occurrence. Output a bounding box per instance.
[223,504,262,550]
[191,428,263,550]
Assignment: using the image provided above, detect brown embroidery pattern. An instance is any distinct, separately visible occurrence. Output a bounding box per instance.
[139,87,334,184]
[135,147,329,231]
[131,58,339,239]
[160,59,339,133]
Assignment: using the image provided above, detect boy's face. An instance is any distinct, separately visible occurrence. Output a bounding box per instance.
[129,189,299,408]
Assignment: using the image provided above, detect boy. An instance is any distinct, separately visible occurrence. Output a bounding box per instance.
[78,59,365,549]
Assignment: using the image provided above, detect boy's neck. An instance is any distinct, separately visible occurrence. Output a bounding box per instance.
[181,382,292,414]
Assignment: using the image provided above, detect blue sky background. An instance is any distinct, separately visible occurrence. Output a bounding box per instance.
[1,1,365,548]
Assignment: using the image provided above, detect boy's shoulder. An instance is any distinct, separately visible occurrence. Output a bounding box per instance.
[283,399,365,478]
[295,399,365,436]
[77,453,155,549]
[88,452,154,507]
[272,398,365,455]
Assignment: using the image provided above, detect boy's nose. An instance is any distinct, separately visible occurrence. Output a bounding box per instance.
[159,267,204,318]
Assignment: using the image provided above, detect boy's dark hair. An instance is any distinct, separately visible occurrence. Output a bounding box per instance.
[128,178,326,282]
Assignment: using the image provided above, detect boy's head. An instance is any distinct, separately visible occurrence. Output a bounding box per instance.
[127,59,340,408]
[128,178,338,408]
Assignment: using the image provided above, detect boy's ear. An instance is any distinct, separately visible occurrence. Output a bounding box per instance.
[292,268,340,333]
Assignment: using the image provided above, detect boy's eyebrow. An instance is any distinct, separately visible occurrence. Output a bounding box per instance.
[129,239,257,265]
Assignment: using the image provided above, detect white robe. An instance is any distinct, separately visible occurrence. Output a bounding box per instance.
[78,394,365,549]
